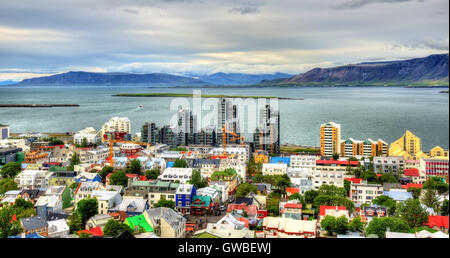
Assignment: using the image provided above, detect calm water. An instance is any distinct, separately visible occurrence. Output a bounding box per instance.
[0,85,448,150]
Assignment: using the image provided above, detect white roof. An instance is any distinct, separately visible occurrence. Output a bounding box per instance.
[48,219,69,234]
[91,190,119,201]
[35,195,60,208]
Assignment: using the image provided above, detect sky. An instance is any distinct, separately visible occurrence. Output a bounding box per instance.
[0,0,448,81]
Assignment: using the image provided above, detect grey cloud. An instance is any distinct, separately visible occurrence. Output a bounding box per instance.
[123,8,139,14]
[335,0,424,9]
[228,6,260,15]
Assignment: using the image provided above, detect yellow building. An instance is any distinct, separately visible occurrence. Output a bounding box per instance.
[320,122,341,157]
[254,153,269,164]
[429,146,449,159]
[340,138,363,157]
[389,130,428,160]
[341,138,388,157]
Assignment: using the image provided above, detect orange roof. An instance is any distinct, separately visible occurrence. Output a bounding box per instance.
[238,217,249,228]
[426,216,449,229]
[186,227,194,231]
[286,188,300,195]
[401,183,423,189]
[320,205,347,216]
[77,226,103,236]
[345,177,362,184]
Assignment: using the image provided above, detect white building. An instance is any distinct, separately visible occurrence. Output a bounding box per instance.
[15,170,53,190]
[159,167,194,183]
[219,160,247,182]
[99,117,131,142]
[262,163,287,176]
[47,219,70,238]
[91,190,122,215]
[209,181,229,203]
[312,166,346,190]
[290,155,318,171]
[350,183,383,206]
[74,181,104,205]
[210,147,248,163]
[0,138,29,152]
[73,127,99,145]
[196,187,220,204]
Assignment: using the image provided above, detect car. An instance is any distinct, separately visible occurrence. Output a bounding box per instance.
[219,206,226,211]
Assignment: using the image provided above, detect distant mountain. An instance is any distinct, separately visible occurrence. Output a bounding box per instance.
[261,53,449,86]
[15,71,207,86]
[0,80,18,86]
[198,72,292,85]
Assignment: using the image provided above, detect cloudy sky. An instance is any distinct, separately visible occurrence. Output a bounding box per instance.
[0,0,448,81]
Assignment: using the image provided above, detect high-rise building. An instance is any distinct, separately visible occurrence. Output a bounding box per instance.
[0,124,9,140]
[253,104,280,155]
[99,117,131,142]
[341,138,388,157]
[141,122,159,145]
[320,122,341,157]
[216,98,241,146]
[389,130,428,159]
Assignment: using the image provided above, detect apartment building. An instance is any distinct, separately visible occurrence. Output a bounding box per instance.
[373,156,405,174]
[262,163,287,176]
[389,130,428,160]
[350,183,383,206]
[99,117,131,142]
[124,180,179,207]
[312,160,359,190]
[73,127,99,145]
[15,170,53,190]
[420,158,449,179]
[159,167,194,184]
[320,122,341,157]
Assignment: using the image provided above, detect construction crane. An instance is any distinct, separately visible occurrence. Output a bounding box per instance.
[106,140,151,167]
[221,125,244,157]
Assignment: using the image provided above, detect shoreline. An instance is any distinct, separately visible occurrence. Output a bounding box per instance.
[112,93,304,100]
[0,104,79,108]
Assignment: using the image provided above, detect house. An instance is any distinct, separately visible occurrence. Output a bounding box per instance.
[125,214,153,233]
[403,168,426,184]
[191,195,214,215]
[350,183,383,205]
[1,190,22,204]
[91,190,122,215]
[235,197,253,206]
[193,213,254,238]
[20,216,49,237]
[360,205,388,223]
[111,197,149,216]
[253,183,271,195]
[123,180,178,207]
[262,163,287,176]
[281,202,303,220]
[175,184,196,214]
[383,189,413,202]
[319,206,349,221]
[47,219,69,238]
[262,217,317,238]
[35,195,63,217]
[209,181,229,202]
[227,203,258,218]
[74,181,104,205]
[78,226,103,237]
[46,212,70,221]
[246,192,267,210]
[159,167,193,183]
[192,159,221,178]
[86,214,112,230]
[286,187,300,198]
[196,187,220,207]
[144,207,186,238]
[210,169,238,195]
[19,189,45,204]
[74,172,102,183]
[426,216,449,233]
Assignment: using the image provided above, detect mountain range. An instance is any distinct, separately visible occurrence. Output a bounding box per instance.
[197,72,292,85]
[261,53,449,86]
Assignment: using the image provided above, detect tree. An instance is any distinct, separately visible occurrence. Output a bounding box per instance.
[153,199,175,209]
[78,231,92,238]
[408,187,422,200]
[379,173,398,184]
[0,205,22,238]
[129,159,142,175]
[275,174,291,196]
[103,219,133,237]
[76,198,98,224]
[288,193,306,206]
[99,166,114,182]
[189,170,208,189]
[320,215,348,236]
[424,178,449,195]
[68,212,83,233]
[360,170,378,184]
[267,197,280,216]
[173,159,188,168]
[145,169,160,180]
[372,195,397,215]
[236,183,258,198]
[81,138,88,148]
[304,190,319,204]
[14,197,34,210]
[441,199,449,216]
[62,187,72,209]
[365,217,410,238]
[68,152,81,171]
[421,189,440,213]
[397,198,429,228]
[0,178,19,194]
[344,180,351,196]
[318,185,347,197]
[253,172,264,183]
[0,162,21,178]
[332,153,339,161]
[109,170,128,187]
[347,216,365,232]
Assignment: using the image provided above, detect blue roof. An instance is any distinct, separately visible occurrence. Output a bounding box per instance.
[270,157,290,166]
[8,233,45,238]
[383,190,413,201]
[167,161,174,168]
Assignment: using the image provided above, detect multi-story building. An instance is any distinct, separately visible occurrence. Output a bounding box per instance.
[175,184,196,214]
[290,155,318,171]
[0,148,22,166]
[262,163,287,176]
[159,167,194,184]
[0,124,9,140]
[216,98,240,145]
[429,146,449,159]
[350,183,383,205]
[0,139,29,152]
[15,170,53,190]
[144,207,186,238]
[389,130,428,160]
[320,122,341,157]
[373,156,405,174]
[124,180,179,207]
[73,127,99,145]
[341,138,388,157]
[91,190,122,215]
[192,159,221,179]
[99,117,131,143]
[210,146,249,163]
[262,217,317,238]
[312,160,358,190]
[219,160,247,182]
[253,104,280,155]
[420,158,449,179]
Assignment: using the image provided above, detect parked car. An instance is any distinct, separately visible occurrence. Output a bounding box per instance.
[219,205,226,211]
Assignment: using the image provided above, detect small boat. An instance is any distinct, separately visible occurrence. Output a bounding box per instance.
[138,104,143,109]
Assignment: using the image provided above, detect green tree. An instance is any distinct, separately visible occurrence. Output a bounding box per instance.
[408,187,422,199]
[397,198,429,228]
[0,205,22,238]
[423,178,449,195]
[78,231,92,238]
[236,183,258,198]
[275,174,291,196]
[129,159,142,175]
[103,219,133,237]
[344,180,351,196]
[0,178,19,194]
[267,197,280,216]
[335,215,349,234]
[99,166,114,182]
[347,216,365,232]
[372,195,397,215]
[441,199,449,216]
[153,199,176,209]
[379,173,398,184]
[365,217,410,238]
[14,197,34,210]
[0,162,21,178]
[173,159,188,168]
[320,215,336,236]
[67,152,81,171]
[360,170,378,184]
[304,190,319,204]
[62,187,73,209]
[68,212,83,233]
[332,153,340,161]
[189,170,208,189]
[109,170,129,187]
[145,169,160,180]
[253,172,264,183]
[318,185,347,197]
[288,193,306,206]
[421,189,440,213]
[81,138,88,148]
[76,198,98,224]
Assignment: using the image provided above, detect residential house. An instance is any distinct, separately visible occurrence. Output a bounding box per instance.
[350,183,383,206]
[262,217,317,238]
[262,163,287,176]
[47,219,69,238]
[15,170,53,190]
[360,205,388,223]
[426,216,449,233]
[209,181,229,202]
[91,190,122,215]
[74,181,103,205]
[191,195,213,216]
[20,216,49,237]
[319,206,349,221]
[193,213,254,238]
[159,167,193,183]
[144,207,186,238]
[86,214,113,230]
[74,172,102,183]
[111,197,149,216]
[35,195,63,217]
[123,180,178,207]
[175,184,196,214]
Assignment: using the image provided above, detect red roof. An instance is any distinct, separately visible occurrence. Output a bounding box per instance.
[404,168,420,177]
[345,177,362,184]
[227,203,258,217]
[376,174,382,177]
[78,227,103,236]
[238,217,249,228]
[316,160,359,166]
[128,155,140,159]
[284,203,302,209]
[211,155,228,159]
[401,183,423,189]
[286,188,300,195]
[426,216,449,229]
[320,205,347,216]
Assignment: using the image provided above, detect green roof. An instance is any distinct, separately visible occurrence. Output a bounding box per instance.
[125,214,153,232]
[132,180,179,188]
[194,232,220,238]
[191,195,211,208]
